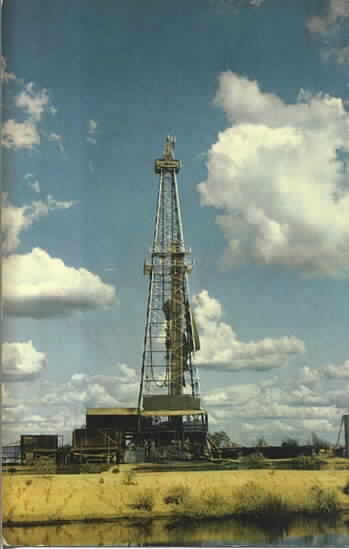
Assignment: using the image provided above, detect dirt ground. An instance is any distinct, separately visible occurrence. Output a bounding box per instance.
[3,465,349,524]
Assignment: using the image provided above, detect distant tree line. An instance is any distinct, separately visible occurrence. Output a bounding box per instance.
[209,430,331,450]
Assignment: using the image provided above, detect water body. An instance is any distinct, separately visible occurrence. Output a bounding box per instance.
[5,515,349,547]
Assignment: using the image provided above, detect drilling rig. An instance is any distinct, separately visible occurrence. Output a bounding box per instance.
[137,136,208,456]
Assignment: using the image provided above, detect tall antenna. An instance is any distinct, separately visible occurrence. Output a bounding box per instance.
[138,137,201,413]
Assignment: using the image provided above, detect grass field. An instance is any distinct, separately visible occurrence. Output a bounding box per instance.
[4,464,349,525]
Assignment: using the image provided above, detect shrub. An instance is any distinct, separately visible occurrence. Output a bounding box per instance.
[308,486,338,515]
[291,455,323,470]
[170,490,230,519]
[163,485,190,505]
[166,489,224,520]
[236,482,266,515]
[130,491,154,512]
[282,438,299,448]
[258,493,290,520]
[99,477,105,484]
[111,466,119,474]
[239,453,267,469]
[174,495,198,518]
[25,479,32,486]
[31,457,56,474]
[204,493,222,508]
[343,479,349,495]
[197,490,232,518]
[79,463,109,474]
[236,482,290,522]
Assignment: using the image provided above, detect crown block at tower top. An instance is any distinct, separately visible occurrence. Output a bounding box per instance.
[154,135,182,173]
[154,158,182,173]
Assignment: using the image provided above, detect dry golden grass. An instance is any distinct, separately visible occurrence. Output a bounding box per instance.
[3,466,349,524]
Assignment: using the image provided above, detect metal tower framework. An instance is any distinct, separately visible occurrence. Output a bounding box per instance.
[138,137,201,413]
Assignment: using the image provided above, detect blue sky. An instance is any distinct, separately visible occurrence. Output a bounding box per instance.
[2,0,349,445]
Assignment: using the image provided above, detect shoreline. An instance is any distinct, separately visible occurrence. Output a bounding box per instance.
[6,511,349,548]
[4,507,349,528]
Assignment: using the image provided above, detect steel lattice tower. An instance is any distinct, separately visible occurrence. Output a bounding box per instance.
[138,137,201,413]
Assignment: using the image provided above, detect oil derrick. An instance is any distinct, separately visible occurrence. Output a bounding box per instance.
[138,137,202,414]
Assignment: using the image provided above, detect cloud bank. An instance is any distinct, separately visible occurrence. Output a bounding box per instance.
[2,363,139,443]
[202,373,343,444]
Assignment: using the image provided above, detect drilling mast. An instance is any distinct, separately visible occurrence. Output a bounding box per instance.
[138,137,201,413]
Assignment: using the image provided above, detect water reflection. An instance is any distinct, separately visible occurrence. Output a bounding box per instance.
[5,515,349,546]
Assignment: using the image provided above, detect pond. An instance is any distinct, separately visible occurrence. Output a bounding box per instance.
[5,514,349,547]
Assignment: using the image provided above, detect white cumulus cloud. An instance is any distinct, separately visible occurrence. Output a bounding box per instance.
[198,72,349,277]
[0,56,16,82]
[29,181,40,193]
[323,359,349,378]
[2,341,47,381]
[48,132,64,152]
[41,366,137,410]
[1,365,139,443]
[307,0,349,35]
[87,119,97,144]
[88,119,97,133]
[1,119,40,149]
[3,248,116,317]
[15,82,49,121]
[286,384,330,407]
[193,290,304,369]
[306,1,349,64]
[1,193,75,254]
[203,383,262,406]
[1,63,58,150]
[296,366,321,388]
[249,0,264,6]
